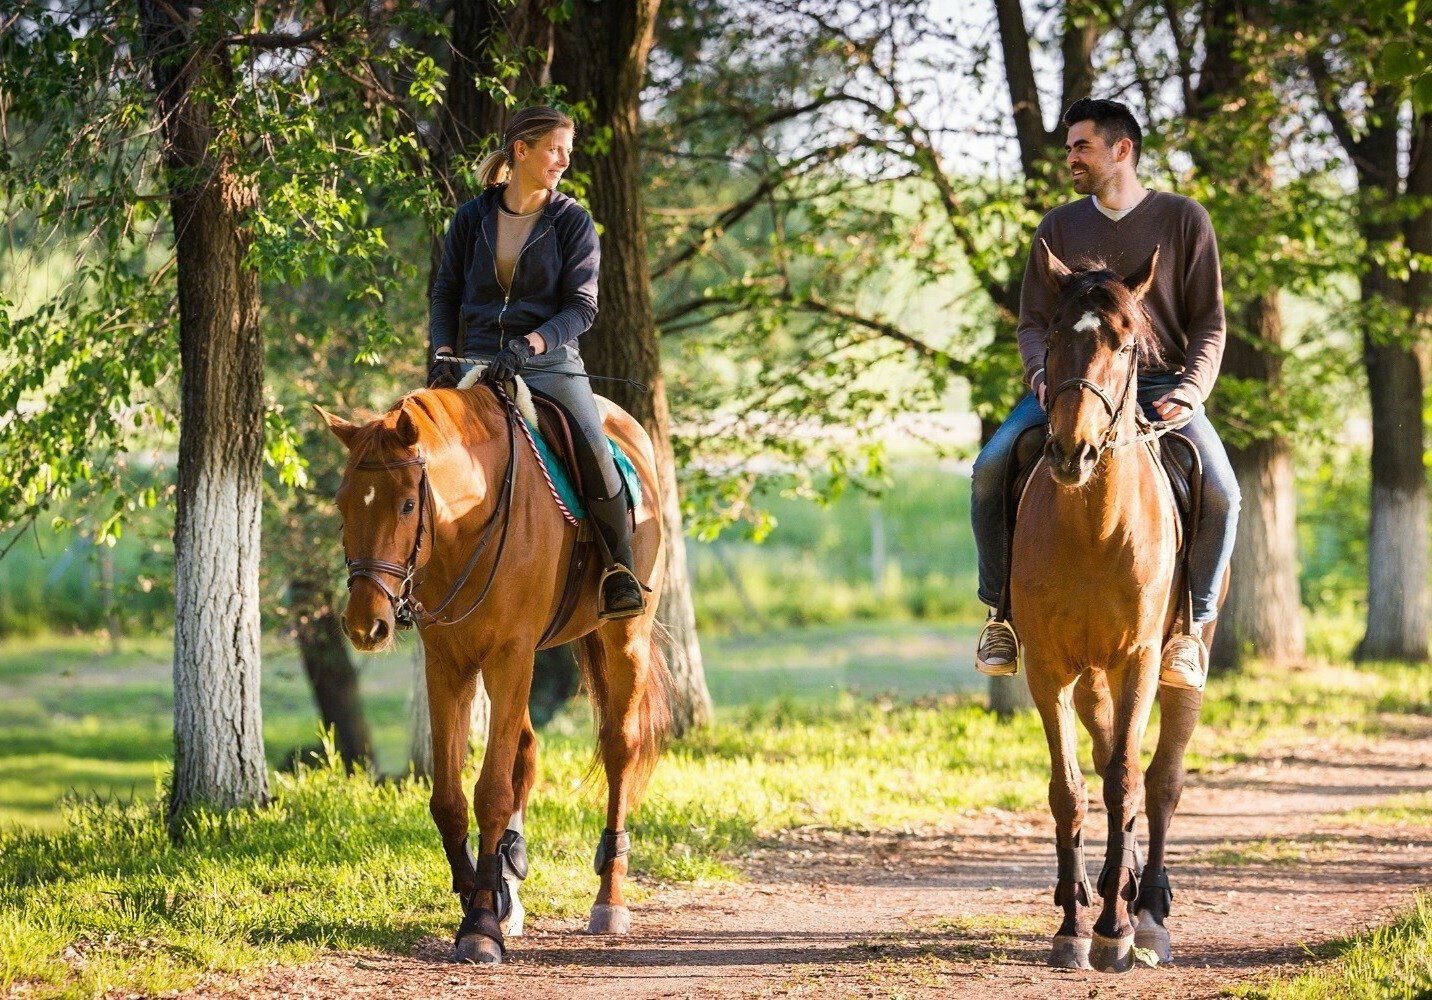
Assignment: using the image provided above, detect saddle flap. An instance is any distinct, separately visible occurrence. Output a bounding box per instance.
[533,395,583,492]
[1158,431,1202,539]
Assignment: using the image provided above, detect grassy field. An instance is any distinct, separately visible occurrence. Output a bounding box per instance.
[1,630,1429,996]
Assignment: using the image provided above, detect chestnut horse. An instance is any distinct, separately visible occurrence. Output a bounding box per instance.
[1012,243,1209,974]
[316,383,670,965]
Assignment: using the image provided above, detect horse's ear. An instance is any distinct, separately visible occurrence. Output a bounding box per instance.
[1122,246,1160,302]
[314,404,359,449]
[394,407,420,448]
[1040,238,1073,293]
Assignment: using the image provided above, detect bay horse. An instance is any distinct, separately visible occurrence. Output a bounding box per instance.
[316,381,670,965]
[1011,242,1209,974]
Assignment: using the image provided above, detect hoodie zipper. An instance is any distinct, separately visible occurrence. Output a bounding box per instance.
[484,208,553,348]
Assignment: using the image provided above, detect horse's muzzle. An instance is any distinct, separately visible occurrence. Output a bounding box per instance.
[1046,437,1098,487]
[343,578,397,651]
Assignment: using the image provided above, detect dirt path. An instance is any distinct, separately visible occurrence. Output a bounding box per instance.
[211,737,1431,999]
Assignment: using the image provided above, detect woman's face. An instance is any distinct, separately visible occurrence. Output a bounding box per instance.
[514,126,574,192]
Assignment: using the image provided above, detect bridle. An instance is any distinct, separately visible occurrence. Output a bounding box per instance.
[1043,340,1141,455]
[344,387,522,630]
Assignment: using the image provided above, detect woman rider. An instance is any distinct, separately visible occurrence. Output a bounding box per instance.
[427,106,645,619]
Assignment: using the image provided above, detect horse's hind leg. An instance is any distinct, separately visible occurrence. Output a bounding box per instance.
[1136,683,1203,964]
[1030,673,1094,970]
[580,615,667,935]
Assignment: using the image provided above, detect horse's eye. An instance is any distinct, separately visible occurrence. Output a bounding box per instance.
[401,498,416,515]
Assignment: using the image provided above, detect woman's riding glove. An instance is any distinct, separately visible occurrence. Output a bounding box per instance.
[428,352,459,389]
[484,338,536,385]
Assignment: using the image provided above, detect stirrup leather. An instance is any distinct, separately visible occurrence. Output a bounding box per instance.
[598,563,647,621]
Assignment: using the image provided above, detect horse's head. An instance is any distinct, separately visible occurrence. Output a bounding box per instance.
[315,401,432,651]
[1038,240,1160,487]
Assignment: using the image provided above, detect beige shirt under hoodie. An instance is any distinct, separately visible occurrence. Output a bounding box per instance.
[496,204,542,293]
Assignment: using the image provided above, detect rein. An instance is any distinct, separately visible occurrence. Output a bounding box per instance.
[1043,344,1192,458]
[344,386,523,630]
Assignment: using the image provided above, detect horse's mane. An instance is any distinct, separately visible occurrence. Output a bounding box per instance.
[1057,262,1164,368]
[345,389,499,469]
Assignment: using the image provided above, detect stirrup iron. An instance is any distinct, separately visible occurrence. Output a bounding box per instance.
[598,563,647,621]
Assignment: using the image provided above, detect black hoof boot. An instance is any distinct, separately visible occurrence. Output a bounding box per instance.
[454,905,505,964]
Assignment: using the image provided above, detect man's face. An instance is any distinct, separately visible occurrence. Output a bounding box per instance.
[1064,120,1126,196]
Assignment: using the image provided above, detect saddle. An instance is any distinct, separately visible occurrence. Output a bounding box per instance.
[999,422,1203,629]
[527,394,639,648]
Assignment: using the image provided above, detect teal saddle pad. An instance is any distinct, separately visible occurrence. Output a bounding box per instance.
[523,416,642,519]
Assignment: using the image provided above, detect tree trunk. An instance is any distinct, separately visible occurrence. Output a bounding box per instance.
[553,0,713,733]
[1193,0,1304,671]
[291,578,373,769]
[1352,95,1428,661]
[1209,292,1305,671]
[141,0,269,818]
[1358,265,1428,661]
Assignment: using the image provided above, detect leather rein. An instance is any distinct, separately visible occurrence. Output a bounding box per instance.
[1043,341,1190,457]
[344,387,521,630]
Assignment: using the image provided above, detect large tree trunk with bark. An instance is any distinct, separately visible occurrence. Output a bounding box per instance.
[553,0,712,733]
[1210,292,1304,669]
[1193,0,1304,670]
[1349,99,1428,662]
[291,578,373,768]
[141,0,269,817]
[1358,256,1428,661]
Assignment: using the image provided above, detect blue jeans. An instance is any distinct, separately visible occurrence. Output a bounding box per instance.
[970,375,1240,623]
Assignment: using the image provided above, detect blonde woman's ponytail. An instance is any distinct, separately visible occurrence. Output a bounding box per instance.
[476,148,510,187]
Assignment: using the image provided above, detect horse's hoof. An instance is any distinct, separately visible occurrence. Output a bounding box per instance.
[586,903,631,935]
[1134,911,1172,965]
[454,933,504,965]
[1090,932,1135,974]
[1048,934,1093,970]
[500,879,525,938]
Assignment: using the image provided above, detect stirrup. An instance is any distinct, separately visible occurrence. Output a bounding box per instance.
[598,563,646,621]
[976,616,1022,677]
[1159,632,1207,691]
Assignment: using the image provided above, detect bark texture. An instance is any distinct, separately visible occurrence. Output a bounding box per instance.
[141,0,268,816]
[553,0,713,733]
[1194,0,1304,670]
[1309,79,1430,661]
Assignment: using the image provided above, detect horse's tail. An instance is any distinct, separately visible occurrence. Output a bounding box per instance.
[577,621,674,806]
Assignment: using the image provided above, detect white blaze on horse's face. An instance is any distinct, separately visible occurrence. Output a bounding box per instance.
[363,485,376,507]
[1074,311,1100,335]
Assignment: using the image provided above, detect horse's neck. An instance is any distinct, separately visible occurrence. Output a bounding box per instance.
[1049,425,1154,538]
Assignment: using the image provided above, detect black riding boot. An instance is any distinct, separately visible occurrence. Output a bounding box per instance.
[586,490,645,619]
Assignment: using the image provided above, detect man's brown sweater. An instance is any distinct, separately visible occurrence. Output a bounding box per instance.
[1016,191,1226,403]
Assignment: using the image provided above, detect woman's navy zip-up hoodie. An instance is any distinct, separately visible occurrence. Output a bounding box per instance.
[428,185,600,356]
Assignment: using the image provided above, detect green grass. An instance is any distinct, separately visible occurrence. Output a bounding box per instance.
[1,634,1429,996]
[1186,837,1339,868]
[1228,893,1432,1000]
[1338,791,1432,827]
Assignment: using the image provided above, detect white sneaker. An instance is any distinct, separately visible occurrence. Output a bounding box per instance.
[1160,631,1208,690]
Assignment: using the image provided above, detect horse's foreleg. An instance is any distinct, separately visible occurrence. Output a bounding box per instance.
[1073,670,1114,778]
[1030,673,1094,971]
[498,711,538,938]
[583,620,655,936]
[1136,682,1203,964]
[452,653,533,965]
[424,657,489,954]
[1090,654,1158,974]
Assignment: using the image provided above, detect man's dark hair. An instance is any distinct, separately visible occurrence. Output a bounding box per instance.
[1062,98,1142,165]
